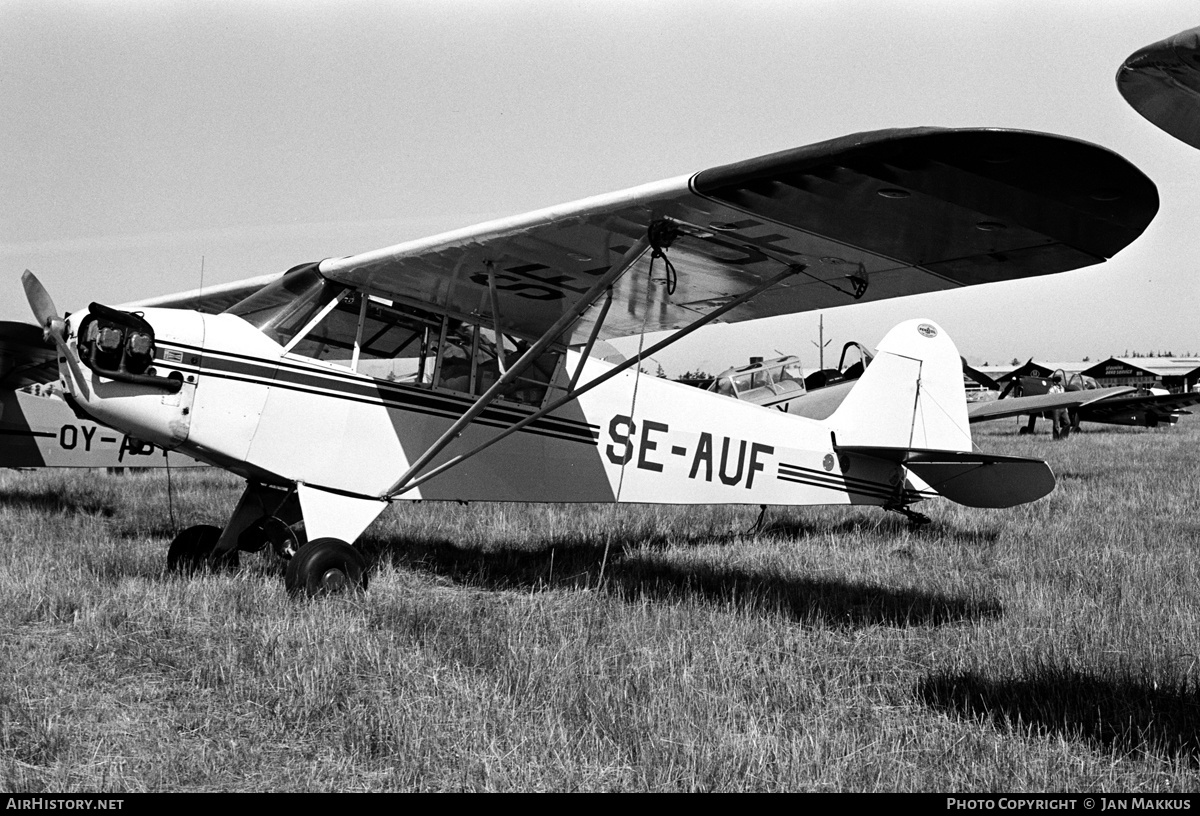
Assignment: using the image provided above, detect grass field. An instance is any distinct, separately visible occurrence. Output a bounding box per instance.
[3,418,1200,791]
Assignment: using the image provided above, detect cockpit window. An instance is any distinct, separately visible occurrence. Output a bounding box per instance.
[228,266,561,405]
[779,362,804,384]
[712,377,735,397]
[434,322,559,405]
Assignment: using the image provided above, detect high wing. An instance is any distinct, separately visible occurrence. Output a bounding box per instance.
[111,129,1156,346]
[967,386,1137,423]
[286,127,1155,347]
[1118,25,1200,149]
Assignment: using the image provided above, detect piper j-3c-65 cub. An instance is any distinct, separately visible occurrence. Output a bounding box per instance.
[20,128,1158,596]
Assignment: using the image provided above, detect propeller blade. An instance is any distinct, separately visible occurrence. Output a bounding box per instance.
[19,270,87,398]
[21,270,59,328]
[962,358,999,390]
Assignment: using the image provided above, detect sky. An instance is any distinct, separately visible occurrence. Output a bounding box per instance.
[4,0,1200,376]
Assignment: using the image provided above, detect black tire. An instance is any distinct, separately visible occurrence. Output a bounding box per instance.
[284,538,368,597]
[166,524,239,574]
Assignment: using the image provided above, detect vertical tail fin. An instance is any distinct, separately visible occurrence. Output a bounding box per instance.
[826,319,971,452]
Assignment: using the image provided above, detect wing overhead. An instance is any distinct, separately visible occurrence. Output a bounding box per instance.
[318,127,1158,346]
[967,386,1137,423]
[1118,25,1200,149]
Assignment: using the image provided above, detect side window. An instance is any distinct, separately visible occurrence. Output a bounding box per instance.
[284,292,440,382]
[434,322,560,406]
[278,288,560,406]
[355,300,439,384]
[435,322,476,393]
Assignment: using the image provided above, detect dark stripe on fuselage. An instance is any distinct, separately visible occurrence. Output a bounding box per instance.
[153,341,600,446]
[776,460,933,503]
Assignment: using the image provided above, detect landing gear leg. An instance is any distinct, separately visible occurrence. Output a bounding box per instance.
[889,505,931,527]
[208,481,301,563]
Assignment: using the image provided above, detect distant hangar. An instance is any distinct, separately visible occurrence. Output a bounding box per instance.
[978,357,1200,394]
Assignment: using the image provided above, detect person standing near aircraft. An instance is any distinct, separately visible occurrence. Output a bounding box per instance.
[1049,374,1070,440]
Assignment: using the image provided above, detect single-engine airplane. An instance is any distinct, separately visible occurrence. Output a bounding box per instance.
[965,366,1200,432]
[698,345,1189,437]
[17,128,1159,595]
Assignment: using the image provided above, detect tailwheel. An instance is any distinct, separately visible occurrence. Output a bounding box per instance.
[166,524,240,574]
[284,538,368,597]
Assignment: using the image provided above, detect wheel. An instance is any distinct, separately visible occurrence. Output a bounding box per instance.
[284,538,368,597]
[166,524,239,574]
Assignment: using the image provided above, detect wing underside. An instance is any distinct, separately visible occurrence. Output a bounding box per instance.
[316,127,1158,346]
[967,387,1137,423]
[1081,391,1200,422]
[1118,25,1200,150]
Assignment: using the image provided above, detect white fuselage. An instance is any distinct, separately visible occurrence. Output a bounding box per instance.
[57,307,964,511]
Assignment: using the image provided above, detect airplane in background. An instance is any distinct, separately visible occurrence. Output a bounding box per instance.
[1118,24,1200,150]
[700,342,876,420]
[0,321,201,469]
[964,364,1200,433]
[699,345,1198,436]
[16,127,1158,596]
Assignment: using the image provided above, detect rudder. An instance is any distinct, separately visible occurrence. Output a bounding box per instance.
[826,319,971,452]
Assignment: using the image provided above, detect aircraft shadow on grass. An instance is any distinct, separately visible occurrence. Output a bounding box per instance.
[0,485,114,519]
[362,530,1003,629]
[916,670,1200,762]
[753,514,1002,548]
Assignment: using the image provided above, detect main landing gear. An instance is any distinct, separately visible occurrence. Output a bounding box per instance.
[166,524,240,574]
[283,538,368,596]
[165,521,369,597]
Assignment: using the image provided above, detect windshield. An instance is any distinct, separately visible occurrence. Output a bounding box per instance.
[224,264,347,347]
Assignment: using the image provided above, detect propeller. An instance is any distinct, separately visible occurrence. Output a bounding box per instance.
[22,269,67,346]
[20,270,88,398]
[962,358,999,390]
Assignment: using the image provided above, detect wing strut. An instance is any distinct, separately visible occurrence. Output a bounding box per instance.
[382,235,654,497]
[384,261,805,499]
[568,288,614,393]
[485,261,508,376]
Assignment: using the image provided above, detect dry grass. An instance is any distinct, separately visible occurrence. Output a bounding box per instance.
[3,420,1200,790]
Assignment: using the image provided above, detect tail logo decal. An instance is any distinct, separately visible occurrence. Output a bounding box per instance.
[917,323,938,338]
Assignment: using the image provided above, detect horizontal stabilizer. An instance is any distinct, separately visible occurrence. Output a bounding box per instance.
[836,445,1055,508]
